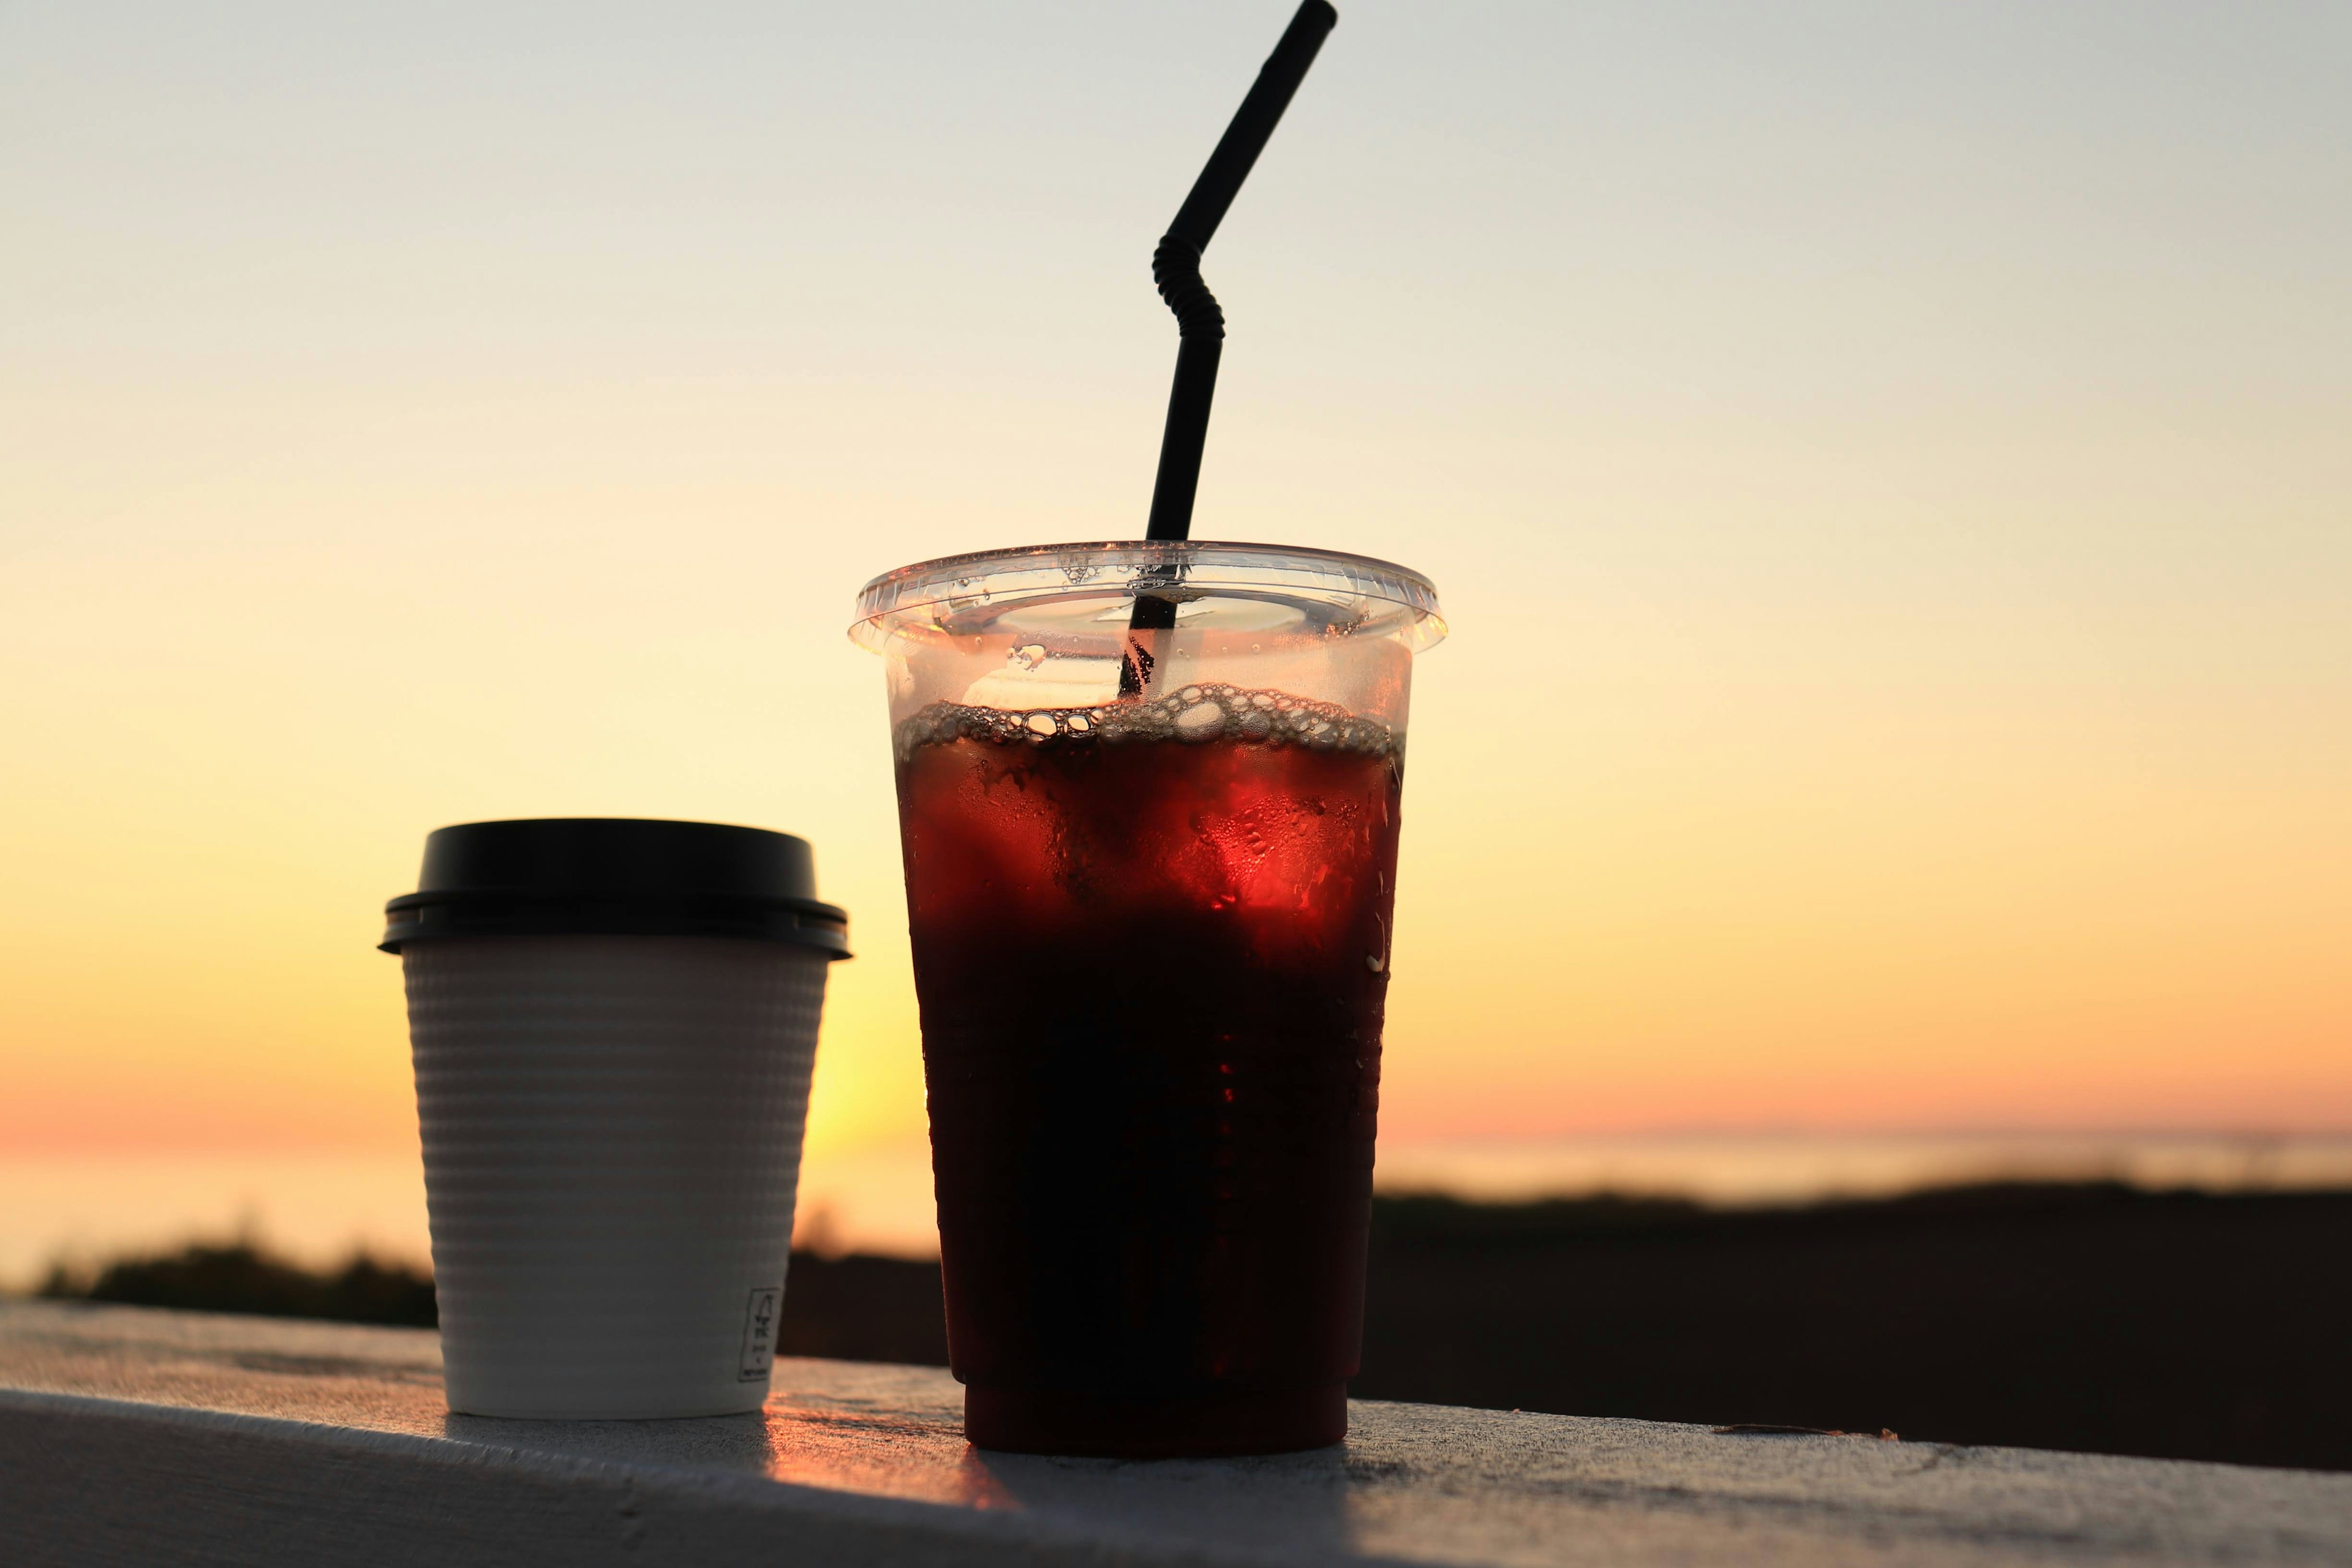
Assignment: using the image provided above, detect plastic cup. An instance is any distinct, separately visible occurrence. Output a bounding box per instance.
[852,541,1444,1456]
[380,818,850,1419]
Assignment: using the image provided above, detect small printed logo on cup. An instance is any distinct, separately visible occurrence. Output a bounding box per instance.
[739,1286,782,1381]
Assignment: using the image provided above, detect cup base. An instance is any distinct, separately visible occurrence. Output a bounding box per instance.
[445,1395,771,1422]
[963,1381,1346,1458]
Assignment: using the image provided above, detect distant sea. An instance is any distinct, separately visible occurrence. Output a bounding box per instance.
[7,1131,2350,1291]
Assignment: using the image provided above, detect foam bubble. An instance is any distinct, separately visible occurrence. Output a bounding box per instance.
[894,682,1401,765]
[1174,699,1226,740]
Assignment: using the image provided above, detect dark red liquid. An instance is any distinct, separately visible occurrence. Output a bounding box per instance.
[894,685,1403,1456]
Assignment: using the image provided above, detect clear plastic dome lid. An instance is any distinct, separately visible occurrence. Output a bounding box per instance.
[850,540,1446,654]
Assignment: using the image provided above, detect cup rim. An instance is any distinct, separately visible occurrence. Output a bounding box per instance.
[848,539,1446,653]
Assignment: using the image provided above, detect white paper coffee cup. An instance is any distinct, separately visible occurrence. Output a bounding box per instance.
[382,818,850,1419]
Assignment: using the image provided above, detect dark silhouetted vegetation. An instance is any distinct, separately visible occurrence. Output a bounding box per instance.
[772,1251,951,1363]
[1357,1182,2352,1472]
[40,1243,439,1327]
[35,1184,2352,1471]
[34,1239,947,1364]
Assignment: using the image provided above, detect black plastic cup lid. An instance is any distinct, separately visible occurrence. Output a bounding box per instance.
[380,818,850,958]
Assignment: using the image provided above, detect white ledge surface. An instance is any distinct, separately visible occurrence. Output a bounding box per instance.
[2,1300,2346,1566]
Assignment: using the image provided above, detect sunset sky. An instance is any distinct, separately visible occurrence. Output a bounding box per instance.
[6,0,2348,1189]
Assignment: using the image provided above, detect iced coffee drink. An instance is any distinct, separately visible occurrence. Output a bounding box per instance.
[856,541,1442,1456]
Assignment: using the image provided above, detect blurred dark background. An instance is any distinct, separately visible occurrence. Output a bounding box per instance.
[40,1182,2351,1472]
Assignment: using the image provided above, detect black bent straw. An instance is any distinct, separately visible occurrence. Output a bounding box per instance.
[1144,0,1338,543]
[1122,0,1339,695]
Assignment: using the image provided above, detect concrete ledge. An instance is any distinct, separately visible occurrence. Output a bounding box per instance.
[2,1301,2346,1566]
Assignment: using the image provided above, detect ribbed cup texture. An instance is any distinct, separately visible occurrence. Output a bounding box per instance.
[404,935,828,1417]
